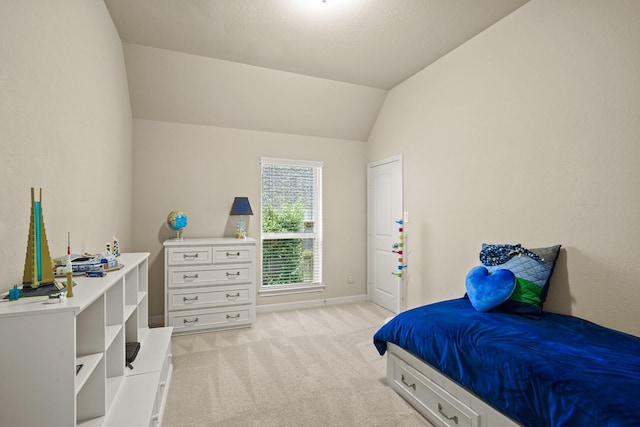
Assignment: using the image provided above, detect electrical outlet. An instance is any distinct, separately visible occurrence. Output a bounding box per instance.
[347,274,354,284]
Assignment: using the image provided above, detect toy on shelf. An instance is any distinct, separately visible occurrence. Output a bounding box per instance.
[22,188,56,290]
[112,235,119,257]
[65,232,74,297]
[54,252,119,276]
[8,285,21,301]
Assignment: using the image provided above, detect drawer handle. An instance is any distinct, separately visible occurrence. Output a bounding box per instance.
[183,273,199,280]
[226,313,241,320]
[226,271,240,278]
[183,317,199,325]
[226,292,241,298]
[183,296,199,303]
[437,403,458,424]
[226,251,240,258]
[183,253,199,259]
[401,374,416,390]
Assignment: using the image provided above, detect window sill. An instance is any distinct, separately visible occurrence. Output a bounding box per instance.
[259,283,325,297]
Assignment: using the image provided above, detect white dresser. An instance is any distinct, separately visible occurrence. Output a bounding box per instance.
[164,237,256,335]
[0,253,173,427]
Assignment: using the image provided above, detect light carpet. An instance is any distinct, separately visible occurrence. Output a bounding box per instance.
[163,301,433,427]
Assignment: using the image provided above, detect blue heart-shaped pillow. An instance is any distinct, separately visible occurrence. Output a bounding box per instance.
[465,266,516,312]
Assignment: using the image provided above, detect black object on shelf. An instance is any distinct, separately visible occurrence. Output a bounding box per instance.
[125,342,140,369]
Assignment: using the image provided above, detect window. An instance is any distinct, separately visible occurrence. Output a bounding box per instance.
[261,157,323,293]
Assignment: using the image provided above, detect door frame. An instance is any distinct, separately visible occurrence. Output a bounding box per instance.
[367,154,404,313]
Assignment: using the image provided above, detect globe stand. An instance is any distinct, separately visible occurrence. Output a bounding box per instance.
[175,229,184,241]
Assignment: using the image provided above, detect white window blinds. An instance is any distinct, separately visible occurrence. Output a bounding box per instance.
[261,158,323,287]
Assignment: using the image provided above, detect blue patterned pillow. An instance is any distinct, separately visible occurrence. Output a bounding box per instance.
[483,244,561,318]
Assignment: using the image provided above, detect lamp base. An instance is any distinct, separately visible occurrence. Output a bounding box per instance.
[236,216,247,239]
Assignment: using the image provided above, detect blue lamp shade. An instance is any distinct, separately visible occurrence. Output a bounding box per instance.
[230,197,253,216]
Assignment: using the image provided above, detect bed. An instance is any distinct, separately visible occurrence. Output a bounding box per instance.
[373,297,640,427]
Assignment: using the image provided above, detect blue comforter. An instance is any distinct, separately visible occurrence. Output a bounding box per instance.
[373,298,640,427]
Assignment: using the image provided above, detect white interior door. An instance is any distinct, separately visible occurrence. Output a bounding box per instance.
[367,155,403,313]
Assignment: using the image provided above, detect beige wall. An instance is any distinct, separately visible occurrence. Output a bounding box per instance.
[123,43,386,142]
[126,44,372,320]
[0,0,132,292]
[4,0,637,337]
[132,119,367,320]
[367,0,640,336]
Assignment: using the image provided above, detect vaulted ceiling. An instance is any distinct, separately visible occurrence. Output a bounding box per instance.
[104,0,529,140]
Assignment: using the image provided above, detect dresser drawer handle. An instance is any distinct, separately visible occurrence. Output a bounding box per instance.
[401,374,416,390]
[183,296,199,303]
[226,271,240,278]
[183,273,199,280]
[226,292,241,299]
[183,317,199,325]
[183,253,199,259]
[226,251,240,258]
[226,313,241,320]
[437,403,458,424]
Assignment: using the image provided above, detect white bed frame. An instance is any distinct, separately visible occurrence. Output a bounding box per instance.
[386,343,523,427]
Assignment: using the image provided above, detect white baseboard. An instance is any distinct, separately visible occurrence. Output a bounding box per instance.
[256,294,368,314]
[150,295,370,325]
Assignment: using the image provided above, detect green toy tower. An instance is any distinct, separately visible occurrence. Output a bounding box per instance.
[22,188,55,288]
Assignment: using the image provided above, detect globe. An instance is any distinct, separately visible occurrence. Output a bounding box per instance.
[167,211,188,239]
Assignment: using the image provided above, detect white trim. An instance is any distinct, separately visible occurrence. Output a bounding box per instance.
[368,153,402,168]
[261,158,323,287]
[367,154,404,313]
[259,283,325,297]
[261,157,323,168]
[256,294,368,313]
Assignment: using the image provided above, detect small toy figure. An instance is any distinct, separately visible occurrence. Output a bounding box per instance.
[8,285,21,301]
[112,235,119,257]
[85,270,107,278]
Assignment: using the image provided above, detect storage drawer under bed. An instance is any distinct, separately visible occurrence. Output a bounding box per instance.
[388,352,479,427]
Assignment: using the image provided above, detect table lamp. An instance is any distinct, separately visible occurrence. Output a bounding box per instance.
[230,197,253,239]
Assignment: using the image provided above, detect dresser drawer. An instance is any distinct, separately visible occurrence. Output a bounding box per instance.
[168,265,251,288]
[168,306,252,333]
[212,246,253,263]
[390,354,478,427]
[166,247,212,266]
[167,286,251,311]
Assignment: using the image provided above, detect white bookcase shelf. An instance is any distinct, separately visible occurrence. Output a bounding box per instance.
[0,253,173,427]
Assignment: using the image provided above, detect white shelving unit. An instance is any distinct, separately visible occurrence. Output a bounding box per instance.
[0,253,173,427]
